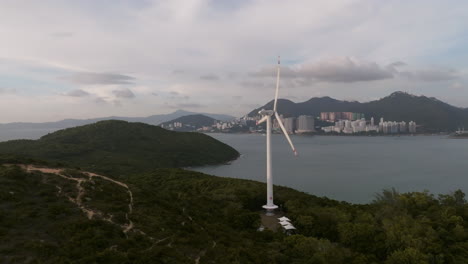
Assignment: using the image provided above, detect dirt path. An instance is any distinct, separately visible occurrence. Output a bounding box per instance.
[18,165,135,234]
[260,212,284,232]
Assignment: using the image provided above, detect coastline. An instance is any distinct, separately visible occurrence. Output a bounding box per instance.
[450,135,468,139]
[205,131,448,137]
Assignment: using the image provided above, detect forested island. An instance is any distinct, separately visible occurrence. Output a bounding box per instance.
[0,120,239,176]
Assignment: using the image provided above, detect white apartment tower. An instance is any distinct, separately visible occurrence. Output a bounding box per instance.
[283,117,295,134]
[408,121,417,133]
[296,115,315,133]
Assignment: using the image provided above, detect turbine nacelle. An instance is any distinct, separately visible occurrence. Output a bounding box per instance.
[256,109,274,125]
[258,109,274,116]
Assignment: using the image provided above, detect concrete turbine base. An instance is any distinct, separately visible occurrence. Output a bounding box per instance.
[263,204,278,216]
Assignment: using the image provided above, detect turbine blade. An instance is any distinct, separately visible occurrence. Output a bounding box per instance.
[256,116,268,125]
[275,112,298,156]
[273,56,281,112]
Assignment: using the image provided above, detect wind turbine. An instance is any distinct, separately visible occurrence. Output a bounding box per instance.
[256,56,298,214]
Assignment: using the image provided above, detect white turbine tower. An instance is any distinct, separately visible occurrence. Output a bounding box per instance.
[256,56,298,214]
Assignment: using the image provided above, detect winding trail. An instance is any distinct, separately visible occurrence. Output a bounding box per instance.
[7,164,175,251]
[18,165,135,234]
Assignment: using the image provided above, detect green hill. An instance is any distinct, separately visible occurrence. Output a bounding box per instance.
[1,164,467,263]
[0,120,239,176]
[249,92,468,132]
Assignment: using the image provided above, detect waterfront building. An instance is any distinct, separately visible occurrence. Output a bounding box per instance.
[409,121,417,133]
[382,122,389,134]
[343,112,353,120]
[273,117,280,130]
[296,115,315,133]
[320,112,365,121]
[391,121,399,133]
[399,121,407,133]
[320,112,329,121]
[284,117,295,134]
[320,116,414,134]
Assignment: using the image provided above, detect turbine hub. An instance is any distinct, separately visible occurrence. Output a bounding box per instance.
[258,109,274,116]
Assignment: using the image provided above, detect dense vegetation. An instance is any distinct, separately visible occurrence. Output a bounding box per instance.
[0,120,239,176]
[1,163,467,263]
[249,91,468,132]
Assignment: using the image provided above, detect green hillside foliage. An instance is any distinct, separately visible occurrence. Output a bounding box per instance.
[1,164,467,263]
[249,92,468,132]
[0,120,239,176]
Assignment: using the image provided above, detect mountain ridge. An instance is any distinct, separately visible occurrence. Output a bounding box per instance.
[0,110,235,141]
[248,91,468,131]
[0,109,234,127]
[160,114,218,131]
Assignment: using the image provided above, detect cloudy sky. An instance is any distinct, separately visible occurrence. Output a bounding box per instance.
[1,0,468,122]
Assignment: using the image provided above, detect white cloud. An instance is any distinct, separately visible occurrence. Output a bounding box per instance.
[112,88,136,99]
[200,74,220,81]
[250,57,460,85]
[398,68,458,82]
[62,72,135,85]
[0,0,468,121]
[63,89,90,97]
[251,57,394,83]
[0,87,16,94]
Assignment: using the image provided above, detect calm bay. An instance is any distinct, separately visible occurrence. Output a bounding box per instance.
[193,133,468,203]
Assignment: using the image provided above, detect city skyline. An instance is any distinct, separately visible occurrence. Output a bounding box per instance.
[1,1,468,122]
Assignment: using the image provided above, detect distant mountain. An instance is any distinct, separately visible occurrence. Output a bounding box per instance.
[160,114,217,131]
[249,92,468,132]
[0,120,239,176]
[0,110,235,141]
[135,110,234,124]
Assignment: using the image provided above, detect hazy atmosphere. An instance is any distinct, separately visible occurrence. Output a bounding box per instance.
[1,0,468,122]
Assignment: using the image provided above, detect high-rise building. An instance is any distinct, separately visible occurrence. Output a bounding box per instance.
[391,121,399,133]
[399,121,407,133]
[283,117,295,134]
[296,115,315,133]
[408,121,417,133]
[273,117,280,130]
[320,112,364,121]
[320,112,329,121]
